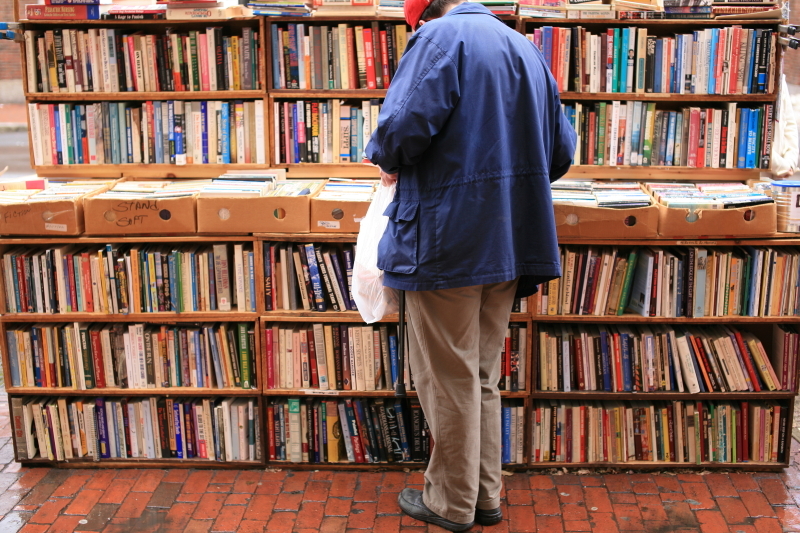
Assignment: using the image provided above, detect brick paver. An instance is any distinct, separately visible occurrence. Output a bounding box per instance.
[0,388,799,533]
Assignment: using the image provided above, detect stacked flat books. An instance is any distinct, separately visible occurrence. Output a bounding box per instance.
[518,0,565,17]
[551,181,652,208]
[376,0,405,16]
[472,0,519,15]
[93,180,210,199]
[11,396,260,462]
[25,0,251,20]
[311,0,377,15]
[266,181,325,197]
[645,182,774,209]
[663,0,713,18]
[248,0,311,16]
[565,0,615,19]
[316,178,376,201]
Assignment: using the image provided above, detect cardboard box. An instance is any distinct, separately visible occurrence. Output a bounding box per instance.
[0,181,113,236]
[655,201,776,238]
[0,195,86,236]
[310,197,371,233]
[83,189,198,235]
[553,203,659,239]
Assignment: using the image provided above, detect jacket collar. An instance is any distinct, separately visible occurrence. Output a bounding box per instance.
[444,2,502,21]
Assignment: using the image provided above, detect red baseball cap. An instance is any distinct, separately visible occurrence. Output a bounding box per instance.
[405,0,432,30]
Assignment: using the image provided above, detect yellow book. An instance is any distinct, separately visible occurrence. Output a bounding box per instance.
[745,335,777,391]
[232,36,241,91]
[337,24,349,90]
[97,250,108,314]
[395,25,408,63]
[129,247,141,314]
[325,400,341,462]
[547,278,559,315]
[661,407,670,462]
[218,324,235,388]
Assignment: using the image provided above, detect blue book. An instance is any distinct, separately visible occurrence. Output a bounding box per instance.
[291,103,299,163]
[599,329,612,391]
[356,109,364,161]
[62,254,72,313]
[108,103,120,164]
[174,103,184,164]
[328,249,351,311]
[6,332,20,387]
[124,107,133,162]
[200,101,208,164]
[221,102,231,163]
[350,107,358,161]
[248,252,256,312]
[746,108,758,168]
[693,248,707,318]
[9,253,20,313]
[173,402,183,459]
[193,330,203,388]
[117,103,127,165]
[620,28,629,92]
[304,244,327,312]
[665,112,677,166]
[166,101,175,163]
[673,36,681,93]
[613,28,621,92]
[271,24,282,89]
[708,29,718,94]
[343,248,356,309]
[630,101,643,165]
[153,102,163,163]
[167,252,179,312]
[189,250,198,311]
[757,33,768,92]
[389,334,398,387]
[746,36,757,94]
[743,246,758,316]
[393,402,411,461]
[620,331,633,392]
[654,39,663,94]
[31,327,42,387]
[73,107,83,164]
[154,252,164,311]
[502,405,511,464]
[206,326,225,389]
[263,245,272,311]
[207,251,217,311]
[542,27,553,72]
[737,108,750,168]
[96,399,110,458]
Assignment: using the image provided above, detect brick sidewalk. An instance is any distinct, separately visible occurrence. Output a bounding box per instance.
[0,391,799,533]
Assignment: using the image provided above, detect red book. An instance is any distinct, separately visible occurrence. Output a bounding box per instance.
[733,330,761,392]
[345,400,366,463]
[15,256,29,313]
[307,327,319,388]
[81,253,94,312]
[574,337,585,391]
[25,4,99,19]
[687,108,700,167]
[696,110,707,168]
[690,335,716,391]
[579,405,587,462]
[715,29,726,94]
[267,403,276,460]
[741,401,749,461]
[602,409,610,462]
[588,111,596,165]
[379,31,391,88]
[666,404,675,461]
[729,27,742,94]
[565,407,573,462]
[89,329,106,388]
[363,28,377,90]
[346,28,358,91]
[504,334,512,383]
[612,333,623,392]
[697,402,706,462]
[269,244,277,311]
[265,327,275,390]
[65,254,78,312]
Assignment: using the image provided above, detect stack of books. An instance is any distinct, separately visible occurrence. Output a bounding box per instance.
[270,23,409,90]
[536,324,787,393]
[2,242,258,314]
[248,0,312,16]
[5,322,256,390]
[25,0,251,20]
[315,178,376,201]
[472,0,519,15]
[663,0,713,18]
[645,181,774,209]
[551,181,652,208]
[376,0,405,17]
[535,243,800,319]
[28,99,267,166]
[532,399,789,464]
[274,100,382,164]
[565,0,615,19]
[518,0,565,17]
[527,26,775,95]
[24,26,262,94]
[311,0,377,15]
[11,396,260,462]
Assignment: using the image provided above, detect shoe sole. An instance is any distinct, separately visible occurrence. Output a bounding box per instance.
[475,513,503,526]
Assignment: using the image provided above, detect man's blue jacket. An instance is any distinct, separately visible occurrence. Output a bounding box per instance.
[364,2,577,297]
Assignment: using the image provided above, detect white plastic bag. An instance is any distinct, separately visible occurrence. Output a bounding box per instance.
[352,183,399,323]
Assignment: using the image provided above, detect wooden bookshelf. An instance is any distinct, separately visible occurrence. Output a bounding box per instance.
[9,3,792,470]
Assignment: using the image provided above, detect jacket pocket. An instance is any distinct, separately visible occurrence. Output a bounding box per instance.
[377,200,419,274]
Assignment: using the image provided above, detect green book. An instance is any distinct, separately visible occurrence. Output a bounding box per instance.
[77,324,95,389]
[616,249,639,315]
[613,28,621,93]
[189,31,200,91]
[597,103,607,166]
[238,323,251,389]
[64,104,74,164]
[641,102,656,165]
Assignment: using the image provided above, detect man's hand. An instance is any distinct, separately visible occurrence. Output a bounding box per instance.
[381,170,398,187]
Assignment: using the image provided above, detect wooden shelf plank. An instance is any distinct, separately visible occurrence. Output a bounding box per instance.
[0,236,256,245]
[19,458,264,469]
[521,17,784,26]
[560,92,776,102]
[19,17,260,25]
[555,236,800,246]
[7,387,260,396]
[0,312,258,323]
[26,91,265,102]
[531,391,795,400]
[255,232,358,242]
[32,164,268,179]
[263,389,529,398]
[532,314,800,323]
[265,460,528,469]
[565,166,761,180]
[271,89,387,98]
[527,461,786,471]
[283,164,380,178]
[259,311,531,322]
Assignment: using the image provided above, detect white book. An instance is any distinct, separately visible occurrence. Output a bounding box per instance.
[279,245,291,311]
[58,103,69,163]
[24,31,38,93]
[27,111,42,169]
[674,332,700,393]
[222,399,233,462]
[352,326,365,391]
[139,399,154,459]
[233,244,246,312]
[312,324,329,390]
[254,99,266,164]
[63,31,76,92]
[273,101,281,163]
[608,101,620,167]
[39,104,52,165]
[361,326,375,391]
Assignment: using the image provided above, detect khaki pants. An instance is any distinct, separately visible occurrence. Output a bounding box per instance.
[405,279,519,524]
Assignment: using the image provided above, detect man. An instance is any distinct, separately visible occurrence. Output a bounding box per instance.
[363,0,576,529]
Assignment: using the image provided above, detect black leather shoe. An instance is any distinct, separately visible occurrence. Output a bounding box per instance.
[475,507,503,526]
[397,488,475,532]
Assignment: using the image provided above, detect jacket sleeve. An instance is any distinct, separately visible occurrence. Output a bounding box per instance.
[549,95,577,183]
[364,34,461,173]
